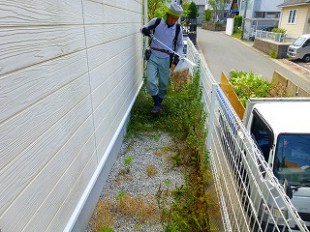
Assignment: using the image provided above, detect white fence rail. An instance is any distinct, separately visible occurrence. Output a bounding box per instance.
[186,38,309,232]
[255,30,287,43]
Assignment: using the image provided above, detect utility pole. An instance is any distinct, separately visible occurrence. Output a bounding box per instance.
[240,0,248,39]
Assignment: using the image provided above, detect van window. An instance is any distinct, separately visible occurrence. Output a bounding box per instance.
[293,37,306,46]
[250,110,273,162]
[303,39,310,47]
[274,134,310,187]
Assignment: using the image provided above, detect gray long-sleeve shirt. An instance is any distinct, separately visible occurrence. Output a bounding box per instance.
[142,17,184,59]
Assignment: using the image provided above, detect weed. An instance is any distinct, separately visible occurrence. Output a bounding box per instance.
[119,156,133,175]
[269,49,277,59]
[116,190,126,202]
[124,155,133,166]
[88,199,115,232]
[98,226,114,232]
[171,152,182,167]
[146,164,158,177]
[154,133,161,141]
[117,192,159,222]
[164,179,172,187]
[268,81,289,97]
[155,145,176,157]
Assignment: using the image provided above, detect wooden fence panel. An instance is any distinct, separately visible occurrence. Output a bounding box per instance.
[219,72,245,120]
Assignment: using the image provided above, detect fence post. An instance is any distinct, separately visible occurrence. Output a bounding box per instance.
[206,83,217,151]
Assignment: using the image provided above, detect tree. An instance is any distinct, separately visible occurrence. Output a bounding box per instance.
[204,9,213,22]
[187,1,199,21]
[147,0,191,21]
[208,0,230,22]
[148,0,166,20]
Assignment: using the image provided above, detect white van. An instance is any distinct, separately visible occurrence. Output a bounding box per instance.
[243,98,310,230]
[287,34,310,62]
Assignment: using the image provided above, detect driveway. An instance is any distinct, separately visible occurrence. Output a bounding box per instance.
[281,59,310,76]
[197,29,310,92]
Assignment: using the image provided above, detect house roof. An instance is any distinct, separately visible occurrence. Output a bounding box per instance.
[278,0,310,7]
[192,0,206,6]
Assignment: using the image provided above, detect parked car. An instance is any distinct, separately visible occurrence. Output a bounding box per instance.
[249,26,277,41]
[287,34,310,62]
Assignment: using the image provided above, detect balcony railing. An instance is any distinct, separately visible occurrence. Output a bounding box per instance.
[255,30,287,43]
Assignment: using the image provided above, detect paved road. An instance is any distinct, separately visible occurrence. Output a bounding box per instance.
[197,28,310,92]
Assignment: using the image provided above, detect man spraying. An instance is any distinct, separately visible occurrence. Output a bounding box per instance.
[141,3,184,114]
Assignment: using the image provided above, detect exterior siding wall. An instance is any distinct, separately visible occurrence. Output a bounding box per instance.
[0,0,143,232]
[303,6,310,34]
[279,5,309,38]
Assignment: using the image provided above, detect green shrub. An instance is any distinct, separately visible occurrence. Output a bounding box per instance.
[204,9,213,22]
[229,69,270,106]
[272,27,287,34]
[214,20,223,27]
[234,15,242,27]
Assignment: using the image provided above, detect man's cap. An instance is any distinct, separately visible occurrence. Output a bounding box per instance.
[166,3,183,17]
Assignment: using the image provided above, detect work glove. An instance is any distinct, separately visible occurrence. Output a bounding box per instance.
[171,54,180,66]
[142,28,152,37]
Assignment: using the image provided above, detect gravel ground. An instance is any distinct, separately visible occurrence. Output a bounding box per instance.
[87,132,185,232]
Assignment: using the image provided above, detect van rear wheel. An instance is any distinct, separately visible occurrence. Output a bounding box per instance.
[303,54,310,62]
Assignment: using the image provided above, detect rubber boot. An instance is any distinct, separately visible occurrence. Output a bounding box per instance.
[158,96,163,105]
[151,95,161,114]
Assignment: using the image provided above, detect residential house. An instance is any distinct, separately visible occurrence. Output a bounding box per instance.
[239,0,285,39]
[0,0,144,231]
[278,0,310,39]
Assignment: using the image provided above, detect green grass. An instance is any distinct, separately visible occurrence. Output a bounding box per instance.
[231,32,241,39]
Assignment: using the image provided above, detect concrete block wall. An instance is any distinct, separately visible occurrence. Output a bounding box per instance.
[253,38,290,58]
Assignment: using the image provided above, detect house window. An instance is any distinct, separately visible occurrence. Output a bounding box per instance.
[288,9,297,23]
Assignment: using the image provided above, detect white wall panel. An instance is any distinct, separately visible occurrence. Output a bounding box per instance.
[85,34,139,71]
[45,150,98,232]
[90,40,142,110]
[84,23,141,48]
[96,75,142,158]
[0,89,92,216]
[101,1,142,13]
[0,26,86,75]
[95,59,143,159]
[0,70,89,173]
[0,51,88,124]
[0,113,95,232]
[17,128,97,232]
[82,0,141,24]
[0,0,144,231]
[0,0,83,26]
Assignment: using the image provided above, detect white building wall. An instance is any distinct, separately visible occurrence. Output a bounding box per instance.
[0,0,143,231]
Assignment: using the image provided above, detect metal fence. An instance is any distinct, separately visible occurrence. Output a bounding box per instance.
[255,30,287,43]
[186,38,309,232]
